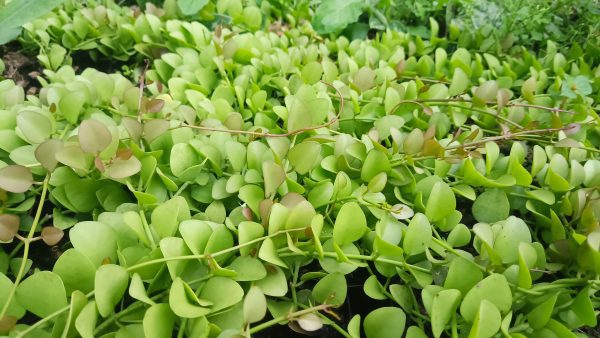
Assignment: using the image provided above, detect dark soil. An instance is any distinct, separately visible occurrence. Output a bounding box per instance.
[1,43,42,95]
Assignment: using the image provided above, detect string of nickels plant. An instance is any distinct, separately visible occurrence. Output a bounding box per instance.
[0,176,50,319]
[177,80,344,138]
[17,228,307,336]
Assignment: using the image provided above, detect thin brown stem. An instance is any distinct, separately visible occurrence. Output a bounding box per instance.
[444,125,575,151]
[137,59,150,122]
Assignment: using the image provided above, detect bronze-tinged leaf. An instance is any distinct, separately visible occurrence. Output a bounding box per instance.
[122,117,143,142]
[0,165,34,193]
[116,148,133,160]
[0,316,17,333]
[422,139,444,157]
[41,227,64,246]
[35,139,64,172]
[94,156,106,172]
[78,119,112,154]
[424,125,436,139]
[0,214,19,242]
[395,60,406,75]
[146,99,165,114]
[242,207,254,221]
[258,199,273,225]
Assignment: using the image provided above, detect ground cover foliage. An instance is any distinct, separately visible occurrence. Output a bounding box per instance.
[0,0,600,337]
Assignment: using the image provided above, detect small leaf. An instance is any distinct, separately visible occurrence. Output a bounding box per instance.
[0,214,19,242]
[263,161,285,198]
[258,237,288,268]
[297,313,323,332]
[79,119,112,154]
[16,271,68,318]
[312,273,347,306]
[95,264,129,317]
[0,165,33,193]
[143,303,175,338]
[390,204,414,220]
[169,277,211,318]
[198,277,244,312]
[363,275,387,300]
[311,0,364,34]
[75,301,98,338]
[41,226,64,246]
[472,189,509,223]
[177,0,209,15]
[526,293,558,329]
[243,286,267,324]
[35,139,63,171]
[403,213,432,256]
[333,202,367,246]
[288,141,321,175]
[129,273,155,306]
[431,289,461,338]
[107,156,142,179]
[425,181,456,222]
[143,119,170,143]
[53,249,96,294]
[460,274,512,322]
[17,110,52,143]
[448,68,469,96]
[474,80,498,105]
[146,99,165,113]
[468,300,501,338]
[256,264,288,297]
[364,307,406,338]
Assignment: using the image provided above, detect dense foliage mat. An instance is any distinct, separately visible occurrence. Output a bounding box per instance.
[0,0,599,337]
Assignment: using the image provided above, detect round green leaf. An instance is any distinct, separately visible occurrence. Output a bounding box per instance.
[16,271,68,318]
[312,272,347,306]
[243,286,267,324]
[361,149,390,182]
[0,273,25,319]
[169,277,212,318]
[425,181,456,222]
[448,67,469,96]
[256,265,288,297]
[228,256,267,281]
[52,249,96,294]
[460,274,512,322]
[60,91,87,124]
[493,216,532,264]
[472,189,509,223]
[403,213,432,255]
[468,300,501,338]
[17,110,52,143]
[69,221,118,266]
[333,202,367,246]
[95,264,129,317]
[263,161,285,198]
[431,289,461,338]
[363,275,387,300]
[198,277,244,312]
[143,303,175,338]
[364,307,406,338]
[288,141,321,175]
